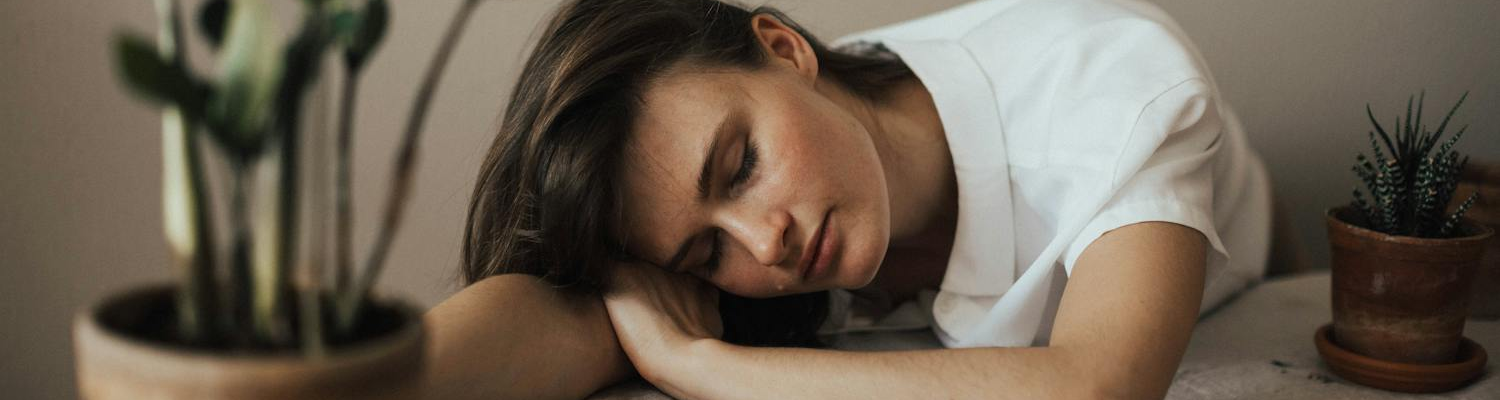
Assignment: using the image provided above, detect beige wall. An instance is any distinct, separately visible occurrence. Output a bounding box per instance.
[2,0,1497,397]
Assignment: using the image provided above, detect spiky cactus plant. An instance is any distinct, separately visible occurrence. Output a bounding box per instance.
[113,0,486,354]
[1350,92,1480,239]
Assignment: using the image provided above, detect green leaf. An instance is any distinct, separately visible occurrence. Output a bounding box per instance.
[1402,94,1414,156]
[198,0,229,49]
[1366,105,1397,158]
[208,0,283,152]
[114,34,196,106]
[1423,92,1469,157]
[331,10,359,45]
[344,0,388,71]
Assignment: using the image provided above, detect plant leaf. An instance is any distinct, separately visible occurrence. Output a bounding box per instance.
[115,34,196,106]
[1402,94,1414,158]
[1366,105,1397,159]
[331,9,359,45]
[344,0,388,71]
[1429,92,1469,149]
[1423,92,1469,158]
[198,0,229,49]
[208,0,282,153]
[1413,90,1425,149]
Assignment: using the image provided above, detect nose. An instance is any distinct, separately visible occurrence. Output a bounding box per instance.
[717,208,792,267]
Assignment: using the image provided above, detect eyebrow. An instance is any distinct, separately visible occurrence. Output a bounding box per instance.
[696,114,734,201]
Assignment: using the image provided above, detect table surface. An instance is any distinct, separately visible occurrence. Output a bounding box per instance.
[592,271,1500,399]
[1168,271,1497,399]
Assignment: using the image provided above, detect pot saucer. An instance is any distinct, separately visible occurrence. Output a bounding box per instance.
[1314,324,1488,393]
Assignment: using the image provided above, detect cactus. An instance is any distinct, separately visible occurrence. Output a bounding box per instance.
[1350,92,1482,238]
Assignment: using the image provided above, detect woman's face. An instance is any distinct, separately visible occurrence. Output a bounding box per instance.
[618,64,891,298]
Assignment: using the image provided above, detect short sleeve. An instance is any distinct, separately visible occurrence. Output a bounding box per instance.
[1061,77,1230,275]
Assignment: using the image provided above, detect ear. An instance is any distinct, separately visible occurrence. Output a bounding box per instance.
[750,14,819,83]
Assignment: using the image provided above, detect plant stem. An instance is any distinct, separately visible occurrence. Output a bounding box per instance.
[335,68,359,296]
[252,149,289,344]
[337,0,484,333]
[300,66,335,357]
[164,108,209,342]
[156,0,220,344]
[267,8,336,348]
[229,159,253,346]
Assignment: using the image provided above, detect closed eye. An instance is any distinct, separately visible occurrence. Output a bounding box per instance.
[703,137,757,273]
[730,138,758,189]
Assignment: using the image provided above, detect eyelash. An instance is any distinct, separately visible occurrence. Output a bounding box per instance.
[731,139,758,188]
[704,138,758,272]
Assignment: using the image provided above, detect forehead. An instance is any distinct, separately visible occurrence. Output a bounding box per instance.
[634,70,747,139]
[624,71,740,197]
[616,71,748,261]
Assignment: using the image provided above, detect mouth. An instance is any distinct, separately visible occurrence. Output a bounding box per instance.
[800,210,834,282]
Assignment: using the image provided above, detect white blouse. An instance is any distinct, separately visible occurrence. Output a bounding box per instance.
[823,0,1273,348]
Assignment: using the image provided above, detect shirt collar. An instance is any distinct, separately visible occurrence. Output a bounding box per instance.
[875,38,1019,296]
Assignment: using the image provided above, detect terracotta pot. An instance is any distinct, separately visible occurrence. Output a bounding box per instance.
[74,284,425,400]
[1314,324,1487,393]
[1326,206,1493,364]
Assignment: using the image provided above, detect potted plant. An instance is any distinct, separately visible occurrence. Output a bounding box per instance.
[72,0,485,398]
[1318,91,1492,392]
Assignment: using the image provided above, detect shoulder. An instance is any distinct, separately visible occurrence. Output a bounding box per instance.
[841,0,1209,85]
[839,0,1194,53]
[955,0,1210,99]
[841,0,1222,168]
[839,0,1216,134]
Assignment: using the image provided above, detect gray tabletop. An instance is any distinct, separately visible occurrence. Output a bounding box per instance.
[591,272,1500,399]
[1168,271,1498,399]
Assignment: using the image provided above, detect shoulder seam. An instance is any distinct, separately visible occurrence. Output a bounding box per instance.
[1110,77,1208,188]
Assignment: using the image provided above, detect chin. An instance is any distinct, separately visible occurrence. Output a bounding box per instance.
[834,248,876,290]
[844,263,881,290]
[839,241,886,290]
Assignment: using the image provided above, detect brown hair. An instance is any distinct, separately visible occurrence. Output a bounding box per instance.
[462,0,911,346]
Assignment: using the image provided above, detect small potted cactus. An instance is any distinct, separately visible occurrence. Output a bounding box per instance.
[72,0,486,398]
[1319,91,1492,392]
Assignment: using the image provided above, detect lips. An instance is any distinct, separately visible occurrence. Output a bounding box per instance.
[800,211,832,281]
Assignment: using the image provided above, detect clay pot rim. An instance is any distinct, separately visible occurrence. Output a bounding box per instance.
[76,282,424,367]
[1325,206,1494,246]
[1314,324,1487,392]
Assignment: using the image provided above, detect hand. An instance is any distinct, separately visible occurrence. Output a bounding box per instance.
[602,261,724,383]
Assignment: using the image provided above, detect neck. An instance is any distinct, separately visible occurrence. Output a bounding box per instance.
[817,76,957,298]
[820,77,954,246]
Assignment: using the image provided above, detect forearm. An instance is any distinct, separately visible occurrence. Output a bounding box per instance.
[424,274,632,400]
[663,341,1100,400]
[607,226,1201,399]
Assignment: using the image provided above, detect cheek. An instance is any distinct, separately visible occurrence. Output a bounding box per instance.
[764,111,859,184]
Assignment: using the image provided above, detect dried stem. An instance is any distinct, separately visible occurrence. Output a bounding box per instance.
[337,0,484,333]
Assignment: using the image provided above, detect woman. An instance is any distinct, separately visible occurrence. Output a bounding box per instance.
[426,0,1272,398]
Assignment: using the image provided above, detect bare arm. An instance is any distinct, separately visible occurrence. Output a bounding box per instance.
[424,274,633,400]
[609,221,1206,399]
